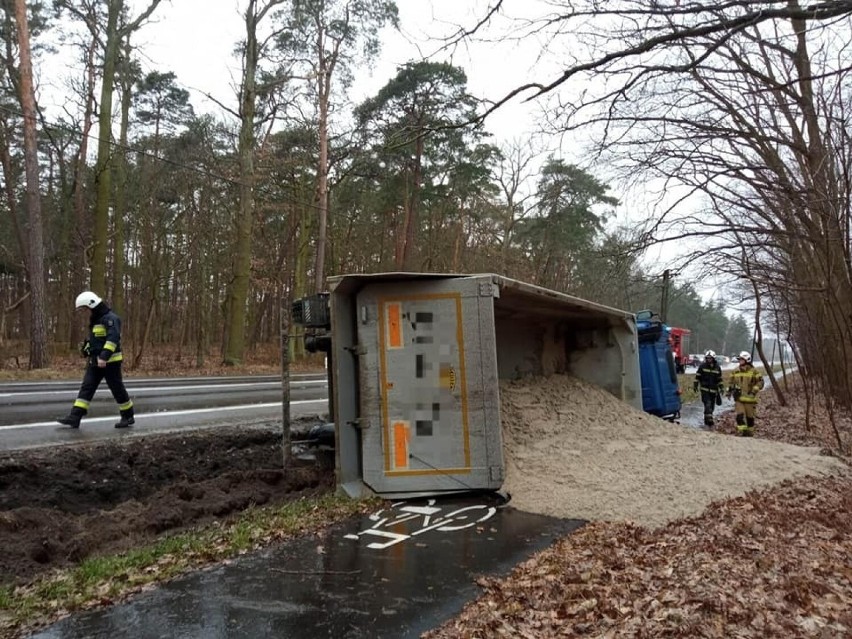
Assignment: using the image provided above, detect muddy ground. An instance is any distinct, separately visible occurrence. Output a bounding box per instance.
[0,424,332,586]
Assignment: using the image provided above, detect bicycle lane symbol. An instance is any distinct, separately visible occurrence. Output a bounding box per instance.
[344,499,498,550]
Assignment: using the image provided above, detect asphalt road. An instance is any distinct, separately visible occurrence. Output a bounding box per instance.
[0,374,329,452]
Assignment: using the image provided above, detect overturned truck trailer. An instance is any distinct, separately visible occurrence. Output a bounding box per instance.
[327,273,641,499]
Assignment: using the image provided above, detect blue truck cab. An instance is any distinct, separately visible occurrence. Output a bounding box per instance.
[635,310,682,420]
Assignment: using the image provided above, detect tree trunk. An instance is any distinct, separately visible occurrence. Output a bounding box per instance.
[91,0,122,295]
[91,0,163,295]
[280,284,291,469]
[13,0,48,369]
[0,122,26,272]
[224,1,260,365]
[313,34,330,293]
[750,278,784,406]
[132,293,157,370]
[69,34,97,346]
[401,132,424,271]
[191,191,207,367]
[293,208,313,360]
[112,36,133,315]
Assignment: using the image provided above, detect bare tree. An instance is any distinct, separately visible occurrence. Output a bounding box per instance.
[57,7,99,337]
[57,0,164,294]
[460,1,852,420]
[224,0,287,366]
[276,0,398,292]
[494,138,540,272]
[12,0,47,368]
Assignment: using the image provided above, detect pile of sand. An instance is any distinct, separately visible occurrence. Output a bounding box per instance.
[499,374,846,528]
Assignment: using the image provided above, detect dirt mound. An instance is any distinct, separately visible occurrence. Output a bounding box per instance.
[0,427,331,585]
[0,428,290,513]
[499,374,847,528]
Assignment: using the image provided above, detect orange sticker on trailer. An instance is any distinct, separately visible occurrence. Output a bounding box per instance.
[393,421,410,469]
[386,302,403,349]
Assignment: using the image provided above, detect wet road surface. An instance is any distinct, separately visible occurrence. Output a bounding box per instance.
[0,374,329,451]
[678,393,736,429]
[30,495,584,639]
[0,374,327,427]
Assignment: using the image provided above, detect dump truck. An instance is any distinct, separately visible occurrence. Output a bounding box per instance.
[635,310,682,420]
[294,272,643,499]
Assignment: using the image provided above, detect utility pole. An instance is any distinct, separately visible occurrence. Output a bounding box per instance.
[660,269,671,323]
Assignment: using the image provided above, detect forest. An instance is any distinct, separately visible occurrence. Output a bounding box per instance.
[0,1,848,414]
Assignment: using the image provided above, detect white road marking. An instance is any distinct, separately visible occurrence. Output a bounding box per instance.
[0,399,328,431]
[0,374,324,387]
[0,380,326,399]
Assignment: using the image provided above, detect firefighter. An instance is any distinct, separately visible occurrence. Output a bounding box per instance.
[693,349,724,427]
[57,291,135,429]
[727,350,764,436]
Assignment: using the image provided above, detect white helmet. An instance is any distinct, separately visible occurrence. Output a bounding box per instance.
[705,350,716,358]
[737,350,751,363]
[75,291,102,309]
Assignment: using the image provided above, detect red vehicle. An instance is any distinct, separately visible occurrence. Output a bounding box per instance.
[668,327,691,373]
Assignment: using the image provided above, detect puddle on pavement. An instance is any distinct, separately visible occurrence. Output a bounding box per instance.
[678,395,736,430]
[30,494,584,639]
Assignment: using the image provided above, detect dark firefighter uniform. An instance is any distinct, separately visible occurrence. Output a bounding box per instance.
[58,299,135,429]
[727,357,764,436]
[693,355,725,427]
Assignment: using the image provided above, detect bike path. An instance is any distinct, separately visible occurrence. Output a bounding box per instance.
[31,495,584,639]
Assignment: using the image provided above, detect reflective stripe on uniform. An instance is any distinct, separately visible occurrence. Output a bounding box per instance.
[93,325,107,336]
[119,400,133,411]
[74,399,90,409]
[107,352,123,363]
[104,341,117,352]
[729,368,763,402]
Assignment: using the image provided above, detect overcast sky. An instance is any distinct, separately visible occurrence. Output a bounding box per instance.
[126,0,550,145]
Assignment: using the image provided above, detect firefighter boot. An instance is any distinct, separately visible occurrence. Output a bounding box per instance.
[114,407,135,429]
[57,406,85,429]
[743,416,755,437]
[704,413,714,427]
[735,413,747,436]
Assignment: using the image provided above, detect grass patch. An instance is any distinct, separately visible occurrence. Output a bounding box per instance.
[0,493,379,637]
